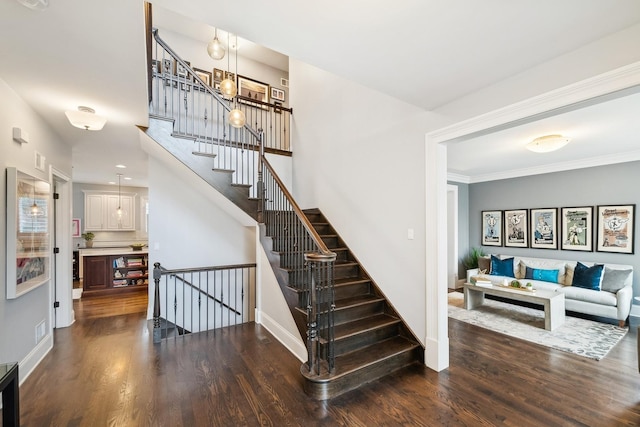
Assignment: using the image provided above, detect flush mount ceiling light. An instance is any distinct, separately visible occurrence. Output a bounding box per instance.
[15,0,49,11]
[525,134,571,153]
[65,106,107,131]
[207,28,226,60]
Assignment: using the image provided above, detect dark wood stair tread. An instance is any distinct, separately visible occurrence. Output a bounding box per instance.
[308,336,419,381]
[335,277,370,287]
[333,294,384,312]
[333,314,400,340]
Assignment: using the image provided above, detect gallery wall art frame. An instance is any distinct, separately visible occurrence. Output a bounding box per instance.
[174,60,191,79]
[213,68,224,82]
[561,206,593,251]
[193,67,212,87]
[270,87,285,102]
[530,207,558,249]
[6,167,51,299]
[482,210,503,247]
[504,209,529,248]
[596,204,635,254]
[237,75,270,109]
[72,218,81,238]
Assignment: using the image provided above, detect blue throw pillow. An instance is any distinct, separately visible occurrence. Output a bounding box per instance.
[490,255,514,277]
[571,262,604,290]
[524,267,559,283]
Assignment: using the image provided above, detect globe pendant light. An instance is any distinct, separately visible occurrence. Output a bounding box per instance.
[219,78,237,99]
[207,28,225,60]
[219,32,237,99]
[229,108,246,128]
[227,34,245,128]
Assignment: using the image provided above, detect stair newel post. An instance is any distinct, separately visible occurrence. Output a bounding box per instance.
[153,262,162,343]
[305,258,318,375]
[257,128,265,223]
[304,252,337,375]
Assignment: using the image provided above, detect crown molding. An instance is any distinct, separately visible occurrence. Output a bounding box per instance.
[446,172,471,184]
[466,150,640,184]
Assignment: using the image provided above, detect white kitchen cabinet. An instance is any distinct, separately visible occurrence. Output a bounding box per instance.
[84,191,136,231]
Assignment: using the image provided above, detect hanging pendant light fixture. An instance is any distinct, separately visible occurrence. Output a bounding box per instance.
[219,32,237,99]
[207,28,226,60]
[30,178,40,216]
[228,34,246,128]
[115,173,126,220]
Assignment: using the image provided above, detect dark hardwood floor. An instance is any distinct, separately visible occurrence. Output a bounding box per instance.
[16,292,640,426]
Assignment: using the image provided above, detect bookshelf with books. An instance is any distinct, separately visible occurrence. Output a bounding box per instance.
[83,251,148,295]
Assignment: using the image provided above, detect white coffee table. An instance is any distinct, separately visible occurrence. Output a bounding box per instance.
[463,282,565,331]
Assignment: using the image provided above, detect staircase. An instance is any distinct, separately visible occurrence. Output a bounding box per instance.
[145,27,424,400]
[297,209,422,399]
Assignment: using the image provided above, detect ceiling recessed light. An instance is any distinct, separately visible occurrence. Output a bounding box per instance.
[123,177,132,180]
[108,181,116,185]
[115,164,127,169]
[525,134,571,153]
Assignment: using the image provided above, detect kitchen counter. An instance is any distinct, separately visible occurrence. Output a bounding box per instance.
[79,247,148,257]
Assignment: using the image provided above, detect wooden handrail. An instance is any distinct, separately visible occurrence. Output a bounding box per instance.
[261,156,334,257]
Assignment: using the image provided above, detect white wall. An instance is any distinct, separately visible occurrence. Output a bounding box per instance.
[0,76,72,380]
[289,59,452,343]
[435,24,640,121]
[147,156,257,317]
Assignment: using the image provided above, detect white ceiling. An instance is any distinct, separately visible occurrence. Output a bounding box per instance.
[447,89,640,183]
[1,0,640,187]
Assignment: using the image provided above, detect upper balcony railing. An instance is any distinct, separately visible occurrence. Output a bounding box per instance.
[149,28,292,157]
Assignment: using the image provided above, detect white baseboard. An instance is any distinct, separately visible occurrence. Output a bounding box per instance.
[72,288,83,299]
[18,333,53,385]
[256,310,306,362]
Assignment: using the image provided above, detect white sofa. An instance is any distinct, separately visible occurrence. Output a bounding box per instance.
[469,254,634,327]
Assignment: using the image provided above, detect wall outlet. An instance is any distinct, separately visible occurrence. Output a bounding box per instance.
[407,228,415,240]
[35,320,46,344]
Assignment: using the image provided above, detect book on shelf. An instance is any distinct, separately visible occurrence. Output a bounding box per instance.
[113,279,128,287]
[126,270,144,278]
[474,280,493,288]
[113,257,125,268]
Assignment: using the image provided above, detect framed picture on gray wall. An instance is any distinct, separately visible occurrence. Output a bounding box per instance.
[482,210,502,246]
[504,209,528,247]
[596,204,635,254]
[531,208,558,249]
[561,206,593,251]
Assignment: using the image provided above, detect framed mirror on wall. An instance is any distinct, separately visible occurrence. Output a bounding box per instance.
[6,167,51,299]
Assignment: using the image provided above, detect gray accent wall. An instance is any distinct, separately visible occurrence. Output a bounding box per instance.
[469,161,640,297]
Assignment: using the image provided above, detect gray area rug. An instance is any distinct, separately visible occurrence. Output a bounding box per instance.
[448,292,627,360]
